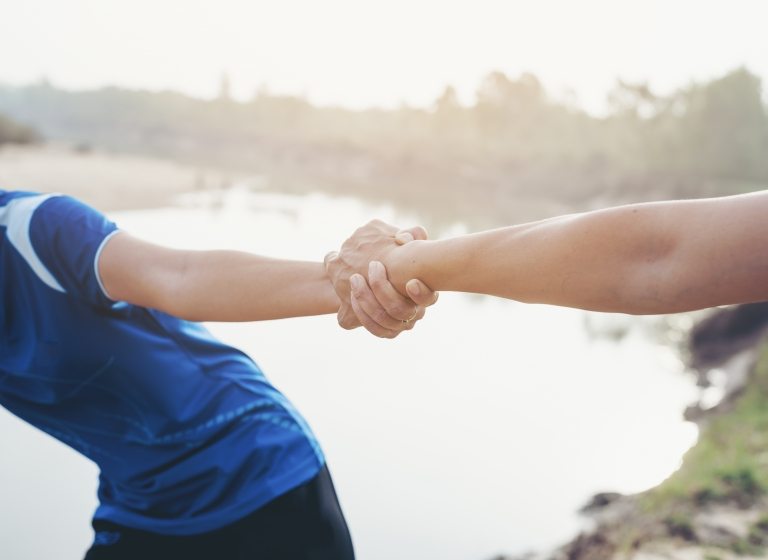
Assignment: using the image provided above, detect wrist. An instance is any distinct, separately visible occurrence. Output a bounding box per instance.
[384,240,431,294]
[317,261,342,313]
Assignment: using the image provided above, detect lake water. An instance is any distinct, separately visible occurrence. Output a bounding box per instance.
[0,187,699,560]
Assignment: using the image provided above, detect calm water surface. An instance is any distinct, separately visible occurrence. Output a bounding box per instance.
[0,188,699,560]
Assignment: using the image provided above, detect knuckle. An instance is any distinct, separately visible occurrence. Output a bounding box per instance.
[390,308,409,322]
[392,304,415,321]
[370,309,389,325]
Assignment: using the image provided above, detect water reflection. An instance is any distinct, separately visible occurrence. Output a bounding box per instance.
[0,187,699,560]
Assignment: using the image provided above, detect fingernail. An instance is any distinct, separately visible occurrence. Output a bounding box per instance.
[407,280,420,296]
[369,261,382,276]
[350,274,363,291]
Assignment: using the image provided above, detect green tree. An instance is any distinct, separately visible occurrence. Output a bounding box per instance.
[675,68,768,181]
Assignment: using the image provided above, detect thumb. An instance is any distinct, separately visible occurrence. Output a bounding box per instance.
[406,279,439,307]
[395,225,429,245]
[324,251,339,268]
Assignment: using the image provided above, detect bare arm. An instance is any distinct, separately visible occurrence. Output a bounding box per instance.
[98,232,340,322]
[98,229,438,329]
[346,192,768,314]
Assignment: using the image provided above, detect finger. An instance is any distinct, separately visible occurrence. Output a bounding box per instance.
[324,250,353,303]
[351,272,409,331]
[364,218,399,237]
[395,225,429,245]
[350,291,399,339]
[405,279,439,307]
[337,302,361,330]
[367,261,419,322]
[323,251,339,269]
[398,304,426,331]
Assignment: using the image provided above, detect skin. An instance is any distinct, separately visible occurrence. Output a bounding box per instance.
[324,221,438,337]
[98,226,437,337]
[326,191,768,315]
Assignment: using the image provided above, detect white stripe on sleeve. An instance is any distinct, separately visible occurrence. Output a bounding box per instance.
[0,194,66,293]
[93,229,121,301]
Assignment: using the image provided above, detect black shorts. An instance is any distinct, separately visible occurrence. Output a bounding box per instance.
[84,465,355,560]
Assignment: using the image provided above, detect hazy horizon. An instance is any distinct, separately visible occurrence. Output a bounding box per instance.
[2,0,767,114]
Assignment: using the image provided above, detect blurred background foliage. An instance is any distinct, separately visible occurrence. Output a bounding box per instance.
[1,67,766,227]
[0,112,39,146]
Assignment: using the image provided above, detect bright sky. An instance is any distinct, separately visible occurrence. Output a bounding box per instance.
[1,0,766,112]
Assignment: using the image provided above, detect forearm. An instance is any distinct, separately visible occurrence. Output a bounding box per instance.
[166,251,340,322]
[100,233,341,322]
[388,214,668,313]
[387,195,768,314]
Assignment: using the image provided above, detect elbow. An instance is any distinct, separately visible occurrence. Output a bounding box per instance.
[621,264,677,314]
[621,243,692,315]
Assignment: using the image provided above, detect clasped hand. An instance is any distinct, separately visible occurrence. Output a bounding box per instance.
[325,220,437,338]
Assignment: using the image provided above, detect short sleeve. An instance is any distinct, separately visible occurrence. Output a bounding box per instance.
[29,195,119,307]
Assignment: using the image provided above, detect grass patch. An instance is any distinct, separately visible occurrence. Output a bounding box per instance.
[748,515,768,546]
[730,537,764,556]
[574,341,768,558]
[663,512,697,541]
[642,342,768,511]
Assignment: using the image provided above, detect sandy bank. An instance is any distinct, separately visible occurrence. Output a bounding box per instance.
[0,144,242,211]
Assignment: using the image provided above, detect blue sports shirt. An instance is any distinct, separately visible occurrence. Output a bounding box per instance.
[0,191,324,535]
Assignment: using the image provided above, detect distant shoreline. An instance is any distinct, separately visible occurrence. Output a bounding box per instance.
[0,144,243,212]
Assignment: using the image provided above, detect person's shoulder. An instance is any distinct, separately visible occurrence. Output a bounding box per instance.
[27,194,112,235]
[0,191,59,232]
[34,193,93,215]
[0,189,45,207]
[1,193,100,239]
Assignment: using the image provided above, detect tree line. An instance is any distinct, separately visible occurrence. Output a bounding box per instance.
[0,68,765,223]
